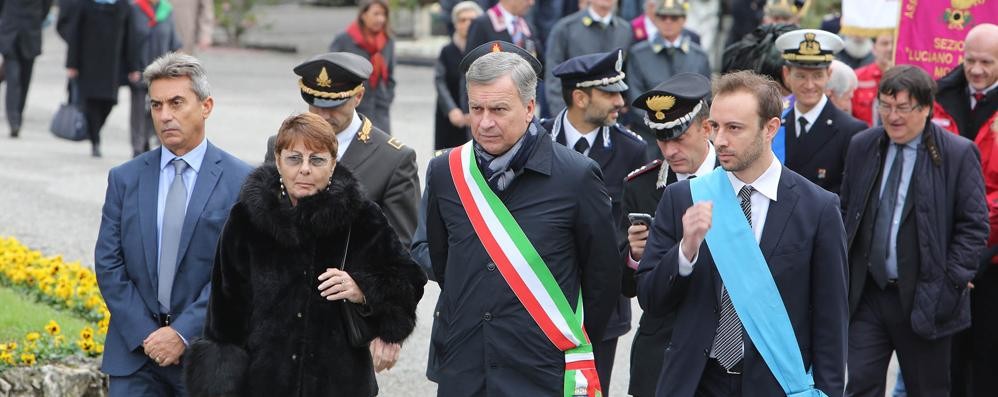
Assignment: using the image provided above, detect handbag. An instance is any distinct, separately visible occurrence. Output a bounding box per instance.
[49,79,88,141]
[338,227,375,347]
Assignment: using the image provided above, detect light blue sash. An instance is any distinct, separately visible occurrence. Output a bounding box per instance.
[689,168,826,397]
[772,106,793,163]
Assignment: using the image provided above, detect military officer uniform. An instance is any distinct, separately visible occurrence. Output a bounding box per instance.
[776,29,867,194]
[623,74,718,397]
[263,53,419,246]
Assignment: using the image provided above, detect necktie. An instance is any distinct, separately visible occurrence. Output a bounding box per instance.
[158,158,189,313]
[510,17,524,46]
[797,116,809,137]
[711,185,754,371]
[574,138,590,154]
[868,144,904,289]
[973,91,985,110]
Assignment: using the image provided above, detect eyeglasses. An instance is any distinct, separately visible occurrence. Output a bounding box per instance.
[655,14,684,21]
[281,154,332,168]
[876,103,921,115]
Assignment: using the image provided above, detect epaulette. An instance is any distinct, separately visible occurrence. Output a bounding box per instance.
[613,123,645,143]
[626,159,662,181]
[386,137,405,150]
[433,148,452,158]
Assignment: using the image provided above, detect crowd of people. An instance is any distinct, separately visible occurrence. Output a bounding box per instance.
[3,0,998,396]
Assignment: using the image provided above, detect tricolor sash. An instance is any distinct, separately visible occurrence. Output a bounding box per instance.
[448,142,602,397]
[689,168,826,397]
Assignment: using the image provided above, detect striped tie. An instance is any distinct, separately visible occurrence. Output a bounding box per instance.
[710,184,754,370]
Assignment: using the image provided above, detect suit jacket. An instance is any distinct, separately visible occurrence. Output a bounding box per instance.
[465,11,544,62]
[59,0,137,102]
[840,123,988,339]
[264,114,419,247]
[782,99,867,194]
[425,131,622,395]
[0,0,52,58]
[636,167,848,397]
[935,64,998,141]
[94,142,252,376]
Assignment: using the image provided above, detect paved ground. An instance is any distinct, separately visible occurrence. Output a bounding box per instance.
[0,4,899,395]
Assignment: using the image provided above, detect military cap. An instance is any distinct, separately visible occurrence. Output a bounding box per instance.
[765,0,809,19]
[654,0,689,16]
[775,29,843,69]
[552,49,628,93]
[631,73,710,140]
[459,41,544,78]
[294,52,372,108]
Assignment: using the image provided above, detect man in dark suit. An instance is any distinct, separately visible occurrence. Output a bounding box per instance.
[425,42,621,396]
[776,28,867,194]
[541,49,647,392]
[841,65,989,397]
[622,72,717,397]
[0,0,52,137]
[262,52,419,372]
[94,53,252,396]
[637,70,848,396]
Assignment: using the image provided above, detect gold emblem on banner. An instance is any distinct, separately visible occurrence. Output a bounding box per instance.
[944,0,985,30]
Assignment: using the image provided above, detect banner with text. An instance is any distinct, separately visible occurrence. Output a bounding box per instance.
[895,0,998,79]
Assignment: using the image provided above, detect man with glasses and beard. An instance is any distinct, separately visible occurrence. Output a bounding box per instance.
[541,49,647,391]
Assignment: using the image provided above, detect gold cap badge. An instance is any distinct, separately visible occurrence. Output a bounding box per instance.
[646,95,676,121]
[316,67,333,88]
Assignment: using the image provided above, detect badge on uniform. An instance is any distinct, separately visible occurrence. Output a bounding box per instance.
[817,168,827,179]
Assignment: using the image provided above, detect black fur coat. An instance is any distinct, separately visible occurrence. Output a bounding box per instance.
[184,164,426,397]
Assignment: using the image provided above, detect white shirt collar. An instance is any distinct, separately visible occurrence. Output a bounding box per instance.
[726,156,781,202]
[562,112,598,153]
[588,7,613,25]
[970,80,998,96]
[673,141,716,181]
[497,3,517,33]
[794,95,828,134]
[160,138,208,173]
[337,111,362,160]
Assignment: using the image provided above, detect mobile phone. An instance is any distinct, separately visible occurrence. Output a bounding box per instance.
[628,213,653,226]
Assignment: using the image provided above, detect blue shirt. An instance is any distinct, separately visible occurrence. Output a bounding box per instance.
[156,139,208,262]
[879,134,920,280]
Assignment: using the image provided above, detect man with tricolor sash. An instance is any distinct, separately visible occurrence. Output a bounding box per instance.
[424,41,622,396]
[636,70,848,396]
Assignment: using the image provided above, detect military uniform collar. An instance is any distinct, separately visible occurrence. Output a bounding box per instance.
[584,7,613,27]
[336,111,363,160]
[658,141,715,188]
[549,109,611,150]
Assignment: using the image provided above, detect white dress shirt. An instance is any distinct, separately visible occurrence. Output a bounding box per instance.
[588,7,613,25]
[337,111,362,160]
[562,112,598,156]
[794,95,828,137]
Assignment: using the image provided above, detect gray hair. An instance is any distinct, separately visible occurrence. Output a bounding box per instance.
[466,52,537,105]
[826,59,858,97]
[452,1,483,24]
[143,52,212,101]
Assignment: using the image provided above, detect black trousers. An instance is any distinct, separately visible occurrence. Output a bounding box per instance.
[846,281,952,397]
[694,359,742,397]
[84,98,115,146]
[129,81,155,157]
[593,336,618,396]
[2,50,35,130]
[951,262,998,397]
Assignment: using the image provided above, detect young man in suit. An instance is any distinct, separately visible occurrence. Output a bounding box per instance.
[776,28,867,194]
[94,52,252,396]
[637,70,848,396]
[841,65,988,397]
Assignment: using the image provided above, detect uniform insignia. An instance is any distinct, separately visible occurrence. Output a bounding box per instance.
[358,118,372,143]
[387,137,404,150]
[646,95,676,122]
[817,168,827,179]
[582,16,593,26]
[491,42,502,53]
[434,149,449,157]
[826,119,833,125]
[615,124,645,143]
[615,52,623,72]
[316,67,333,88]
[799,32,822,56]
[626,159,662,181]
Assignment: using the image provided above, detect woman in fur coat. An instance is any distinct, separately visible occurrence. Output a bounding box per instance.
[184,113,426,397]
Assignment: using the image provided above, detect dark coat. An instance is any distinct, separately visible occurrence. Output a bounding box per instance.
[840,123,989,339]
[329,32,396,133]
[425,131,622,395]
[782,99,867,194]
[434,41,467,150]
[128,3,182,70]
[184,165,427,397]
[541,112,647,340]
[636,167,849,397]
[0,0,53,58]
[59,0,137,102]
[466,11,544,62]
[936,64,998,141]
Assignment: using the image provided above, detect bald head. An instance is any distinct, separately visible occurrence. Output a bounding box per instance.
[964,23,998,91]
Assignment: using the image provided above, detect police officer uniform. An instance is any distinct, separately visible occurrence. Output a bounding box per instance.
[623,73,717,397]
[776,29,867,194]
[541,49,648,391]
[263,52,420,246]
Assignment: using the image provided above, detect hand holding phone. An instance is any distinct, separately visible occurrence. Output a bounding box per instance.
[627,212,653,226]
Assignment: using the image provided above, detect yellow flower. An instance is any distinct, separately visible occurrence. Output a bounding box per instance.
[53,335,65,347]
[0,352,14,366]
[45,320,60,336]
[25,332,40,343]
[80,327,94,341]
[95,343,104,354]
[5,342,17,351]
[20,352,35,366]
[77,338,95,352]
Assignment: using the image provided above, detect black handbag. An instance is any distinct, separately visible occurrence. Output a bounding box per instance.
[49,80,88,141]
[338,227,375,347]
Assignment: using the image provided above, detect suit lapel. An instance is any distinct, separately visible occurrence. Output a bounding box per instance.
[783,109,799,165]
[341,132,378,172]
[174,143,223,271]
[760,168,800,259]
[589,129,612,169]
[139,150,162,285]
[793,104,840,165]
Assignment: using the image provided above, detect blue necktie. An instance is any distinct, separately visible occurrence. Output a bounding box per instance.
[869,144,904,289]
[158,158,188,313]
